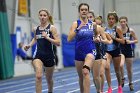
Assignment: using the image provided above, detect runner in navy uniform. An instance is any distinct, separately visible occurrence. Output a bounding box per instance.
[24,9,60,93]
[119,16,138,91]
[94,16,113,92]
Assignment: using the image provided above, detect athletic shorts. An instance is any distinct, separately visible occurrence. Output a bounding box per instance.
[121,49,134,58]
[75,49,96,61]
[106,48,121,58]
[95,53,107,60]
[33,53,55,67]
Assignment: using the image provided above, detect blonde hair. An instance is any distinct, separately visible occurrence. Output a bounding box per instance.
[95,16,102,21]
[39,9,54,25]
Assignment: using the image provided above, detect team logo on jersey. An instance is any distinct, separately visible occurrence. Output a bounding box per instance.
[36,34,42,39]
[92,49,97,56]
[88,23,93,29]
[112,31,116,38]
[125,32,130,40]
[45,29,50,37]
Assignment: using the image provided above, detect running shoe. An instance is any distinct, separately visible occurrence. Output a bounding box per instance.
[129,83,134,91]
[118,86,123,93]
[107,87,112,93]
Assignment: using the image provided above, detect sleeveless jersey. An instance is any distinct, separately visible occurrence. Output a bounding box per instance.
[95,38,106,59]
[120,27,133,51]
[75,19,96,60]
[105,26,120,51]
[35,24,54,59]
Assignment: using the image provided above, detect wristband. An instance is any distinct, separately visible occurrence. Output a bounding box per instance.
[75,28,79,33]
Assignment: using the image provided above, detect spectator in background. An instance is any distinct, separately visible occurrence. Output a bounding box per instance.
[17,42,33,60]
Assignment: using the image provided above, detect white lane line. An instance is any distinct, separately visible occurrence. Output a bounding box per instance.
[1,64,138,86]
[0,70,76,88]
[135,90,140,93]
[4,66,140,93]
[0,69,76,86]
[4,75,79,93]
[0,73,78,90]
[67,71,140,93]
[66,76,119,93]
[104,79,140,93]
[6,81,79,93]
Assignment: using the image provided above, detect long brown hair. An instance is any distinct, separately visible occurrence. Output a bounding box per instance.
[78,3,89,12]
[119,16,128,27]
[107,11,118,23]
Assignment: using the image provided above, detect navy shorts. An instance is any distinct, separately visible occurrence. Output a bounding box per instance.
[106,48,121,58]
[95,53,106,60]
[121,49,134,58]
[33,53,55,67]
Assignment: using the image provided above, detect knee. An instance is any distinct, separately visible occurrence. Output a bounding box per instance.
[105,62,110,69]
[94,75,100,81]
[100,72,104,78]
[82,65,90,76]
[105,66,110,71]
[36,73,42,80]
[120,65,123,69]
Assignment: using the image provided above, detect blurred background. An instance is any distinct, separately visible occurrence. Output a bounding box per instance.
[0,0,140,79]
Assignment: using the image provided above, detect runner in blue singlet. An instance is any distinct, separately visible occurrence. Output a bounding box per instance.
[68,3,108,93]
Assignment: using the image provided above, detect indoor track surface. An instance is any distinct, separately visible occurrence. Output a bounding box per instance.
[0,59,140,93]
